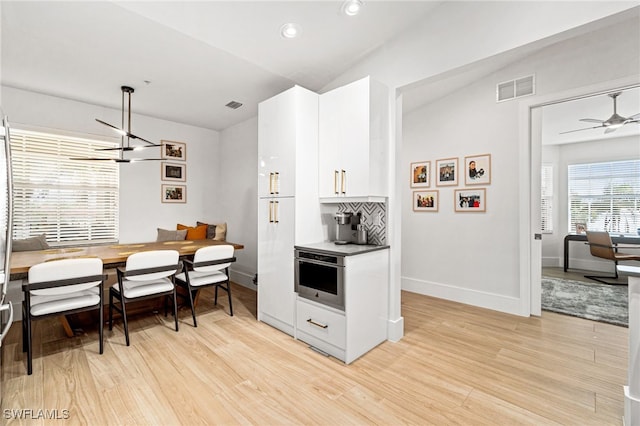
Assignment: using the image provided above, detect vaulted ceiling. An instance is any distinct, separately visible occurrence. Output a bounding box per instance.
[1,1,441,131]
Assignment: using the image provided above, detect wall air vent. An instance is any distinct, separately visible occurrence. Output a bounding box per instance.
[225,101,243,110]
[496,74,535,102]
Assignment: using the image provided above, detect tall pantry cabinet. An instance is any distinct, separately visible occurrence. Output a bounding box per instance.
[257,86,323,336]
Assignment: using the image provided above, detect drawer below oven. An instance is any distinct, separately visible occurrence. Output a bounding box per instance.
[296,298,345,350]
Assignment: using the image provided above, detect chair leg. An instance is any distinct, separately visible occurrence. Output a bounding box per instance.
[172,289,179,332]
[120,296,130,346]
[187,285,197,328]
[584,273,626,285]
[585,263,624,285]
[226,281,233,317]
[21,302,27,353]
[99,298,104,355]
[26,313,33,375]
[214,286,219,306]
[108,289,114,331]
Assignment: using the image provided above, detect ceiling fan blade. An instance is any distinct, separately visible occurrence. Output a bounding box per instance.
[95,118,126,135]
[70,157,162,162]
[559,125,603,135]
[95,118,160,146]
[95,147,136,152]
[127,134,161,146]
[579,118,605,124]
[604,126,619,134]
[69,157,117,161]
[628,112,640,120]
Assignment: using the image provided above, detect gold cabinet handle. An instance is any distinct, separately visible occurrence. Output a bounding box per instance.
[334,170,339,195]
[307,318,328,329]
[341,170,346,194]
[269,172,274,194]
[274,172,279,195]
[268,201,273,223]
[274,201,279,223]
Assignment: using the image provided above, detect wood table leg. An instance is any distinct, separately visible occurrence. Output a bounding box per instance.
[60,316,74,337]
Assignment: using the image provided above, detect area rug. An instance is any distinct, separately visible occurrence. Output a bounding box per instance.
[541,277,628,327]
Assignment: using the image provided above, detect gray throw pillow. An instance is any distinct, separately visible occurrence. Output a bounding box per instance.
[197,221,216,239]
[156,228,187,242]
[12,234,50,252]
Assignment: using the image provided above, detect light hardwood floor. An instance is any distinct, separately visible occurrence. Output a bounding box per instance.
[1,283,628,425]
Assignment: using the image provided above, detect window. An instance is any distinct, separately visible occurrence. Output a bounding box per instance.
[568,159,640,234]
[541,164,553,233]
[10,129,120,245]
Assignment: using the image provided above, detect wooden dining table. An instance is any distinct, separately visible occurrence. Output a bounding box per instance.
[10,239,244,276]
[10,239,244,337]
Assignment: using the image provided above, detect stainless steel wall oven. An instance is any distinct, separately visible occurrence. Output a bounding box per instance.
[294,249,344,311]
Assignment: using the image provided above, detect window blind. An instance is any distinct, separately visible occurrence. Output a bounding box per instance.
[568,159,640,234]
[10,129,120,245]
[540,164,553,233]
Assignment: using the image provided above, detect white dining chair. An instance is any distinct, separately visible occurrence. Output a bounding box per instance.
[22,257,105,375]
[174,245,235,327]
[108,250,180,346]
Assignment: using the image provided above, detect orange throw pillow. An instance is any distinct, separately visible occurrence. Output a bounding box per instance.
[177,223,207,240]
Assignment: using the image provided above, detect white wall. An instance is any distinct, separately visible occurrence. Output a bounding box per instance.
[400,15,639,315]
[1,86,220,243]
[318,2,639,325]
[542,135,640,271]
[218,116,258,288]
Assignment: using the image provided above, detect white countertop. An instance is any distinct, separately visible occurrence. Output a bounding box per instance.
[295,242,389,256]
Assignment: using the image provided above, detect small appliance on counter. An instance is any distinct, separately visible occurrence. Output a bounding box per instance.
[333,211,367,245]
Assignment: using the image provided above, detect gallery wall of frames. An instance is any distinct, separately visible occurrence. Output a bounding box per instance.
[160,140,187,204]
[410,154,491,213]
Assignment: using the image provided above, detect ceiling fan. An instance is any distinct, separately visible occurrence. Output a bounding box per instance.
[560,91,640,135]
[71,85,162,162]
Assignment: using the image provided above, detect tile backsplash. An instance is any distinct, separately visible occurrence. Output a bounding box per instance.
[337,202,387,245]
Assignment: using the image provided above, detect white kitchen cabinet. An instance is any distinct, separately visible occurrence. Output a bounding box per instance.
[295,248,389,364]
[258,88,296,198]
[318,76,389,201]
[257,197,296,335]
[257,86,323,336]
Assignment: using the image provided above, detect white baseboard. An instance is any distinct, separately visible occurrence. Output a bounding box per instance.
[542,257,560,267]
[230,269,257,291]
[402,276,524,317]
[387,316,404,342]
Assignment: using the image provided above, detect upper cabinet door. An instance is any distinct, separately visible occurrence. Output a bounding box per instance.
[258,88,297,198]
[318,76,389,199]
[318,87,343,198]
[338,77,370,197]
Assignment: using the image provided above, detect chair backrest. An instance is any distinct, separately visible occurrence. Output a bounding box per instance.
[586,231,616,260]
[125,250,179,281]
[193,245,234,273]
[28,257,103,296]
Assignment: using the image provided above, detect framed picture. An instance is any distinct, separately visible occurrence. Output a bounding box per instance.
[161,140,186,161]
[413,190,439,212]
[454,188,486,212]
[410,161,431,188]
[162,184,186,203]
[161,162,186,182]
[464,154,491,185]
[436,157,458,186]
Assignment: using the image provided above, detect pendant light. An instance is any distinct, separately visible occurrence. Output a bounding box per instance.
[71,85,162,162]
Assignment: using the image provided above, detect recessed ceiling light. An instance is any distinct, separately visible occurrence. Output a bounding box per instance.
[342,0,363,16]
[280,23,302,39]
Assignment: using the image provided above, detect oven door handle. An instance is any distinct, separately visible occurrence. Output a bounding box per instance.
[295,258,342,268]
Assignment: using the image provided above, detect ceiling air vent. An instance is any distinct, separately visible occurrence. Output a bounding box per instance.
[225,101,243,110]
[496,74,535,102]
